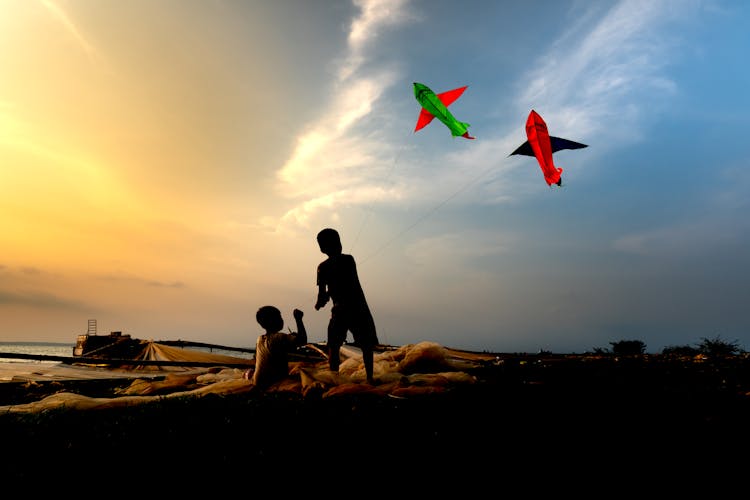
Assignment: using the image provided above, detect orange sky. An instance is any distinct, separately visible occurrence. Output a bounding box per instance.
[0,1,334,345]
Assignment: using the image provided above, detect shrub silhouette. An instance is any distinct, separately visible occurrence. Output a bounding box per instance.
[609,339,646,356]
[662,335,743,357]
[696,335,743,357]
[661,344,699,357]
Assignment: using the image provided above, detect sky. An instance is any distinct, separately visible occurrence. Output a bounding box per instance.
[2,0,749,354]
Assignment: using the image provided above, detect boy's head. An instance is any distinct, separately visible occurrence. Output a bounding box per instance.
[317,228,342,256]
[256,305,284,333]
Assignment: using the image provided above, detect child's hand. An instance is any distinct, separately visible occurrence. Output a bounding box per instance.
[293,308,303,320]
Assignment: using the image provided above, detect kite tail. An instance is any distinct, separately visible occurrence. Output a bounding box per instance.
[545,167,563,187]
[458,122,475,139]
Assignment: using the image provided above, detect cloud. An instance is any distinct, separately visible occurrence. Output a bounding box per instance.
[97,272,187,289]
[612,218,744,257]
[146,281,186,289]
[0,288,90,310]
[339,0,415,80]
[452,0,705,205]
[515,0,696,141]
[272,0,416,233]
[270,0,707,234]
[41,0,98,65]
[404,231,513,266]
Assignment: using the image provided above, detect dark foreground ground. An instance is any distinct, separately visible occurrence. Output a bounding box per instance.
[3,353,750,488]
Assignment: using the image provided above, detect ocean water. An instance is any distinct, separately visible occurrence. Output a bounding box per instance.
[0,342,74,363]
[0,341,254,363]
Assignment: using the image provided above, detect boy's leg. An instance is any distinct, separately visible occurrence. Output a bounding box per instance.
[328,343,341,372]
[363,348,375,384]
[327,318,345,373]
[351,315,377,383]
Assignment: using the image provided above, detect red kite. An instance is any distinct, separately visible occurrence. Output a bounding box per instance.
[510,110,587,186]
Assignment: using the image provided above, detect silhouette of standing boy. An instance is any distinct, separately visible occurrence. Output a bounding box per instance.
[314,228,378,384]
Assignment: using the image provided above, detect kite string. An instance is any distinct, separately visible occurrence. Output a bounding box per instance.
[348,141,408,254]
[360,158,501,265]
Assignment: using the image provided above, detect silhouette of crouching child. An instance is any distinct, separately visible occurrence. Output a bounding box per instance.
[245,306,308,389]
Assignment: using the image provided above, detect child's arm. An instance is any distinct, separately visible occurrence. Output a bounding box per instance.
[292,308,307,345]
[315,284,329,310]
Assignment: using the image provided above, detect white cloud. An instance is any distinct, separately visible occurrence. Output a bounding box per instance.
[612,218,741,257]
[515,0,695,138]
[404,231,514,267]
[454,0,704,204]
[340,0,415,80]
[271,0,416,232]
[270,0,707,235]
[41,0,98,65]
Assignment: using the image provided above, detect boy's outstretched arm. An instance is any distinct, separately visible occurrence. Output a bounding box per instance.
[315,285,329,310]
[292,308,308,345]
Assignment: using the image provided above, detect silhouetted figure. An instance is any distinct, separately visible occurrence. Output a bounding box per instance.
[314,228,378,384]
[248,306,307,389]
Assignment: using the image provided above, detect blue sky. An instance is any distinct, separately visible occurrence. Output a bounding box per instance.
[2,0,749,353]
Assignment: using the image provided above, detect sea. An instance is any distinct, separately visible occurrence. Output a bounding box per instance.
[0,342,75,363]
[0,341,254,364]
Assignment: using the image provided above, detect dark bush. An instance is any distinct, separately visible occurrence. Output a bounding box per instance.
[610,339,646,356]
[696,335,743,357]
[661,344,699,356]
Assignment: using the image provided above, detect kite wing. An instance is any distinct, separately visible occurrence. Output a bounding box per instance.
[414,86,468,132]
[414,108,436,132]
[413,82,474,139]
[549,136,588,153]
[509,136,588,157]
[508,141,534,157]
[435,86,468,107]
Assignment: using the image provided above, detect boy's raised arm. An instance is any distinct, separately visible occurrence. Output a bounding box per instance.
[293,308,308,345]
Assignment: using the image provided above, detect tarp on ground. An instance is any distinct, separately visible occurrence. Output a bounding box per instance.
[130,342,253,370]
[0,341,497,413]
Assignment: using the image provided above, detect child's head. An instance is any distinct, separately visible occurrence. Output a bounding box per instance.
[256,305,284,333]
[317,228,342,256]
